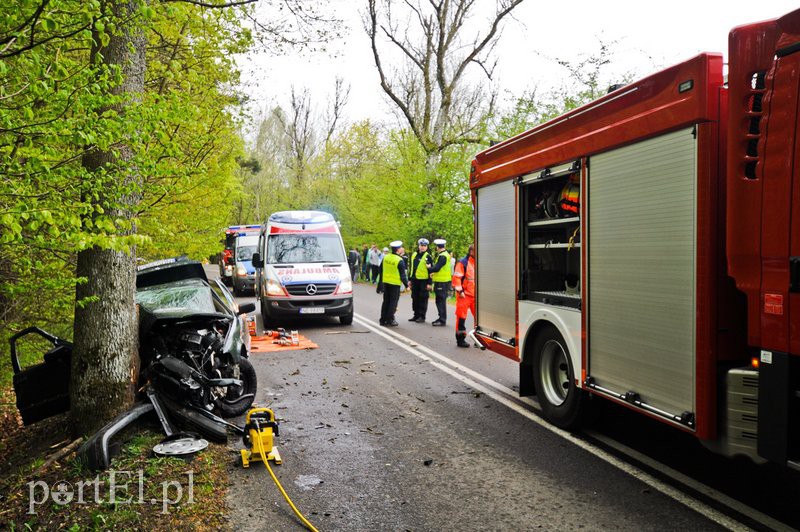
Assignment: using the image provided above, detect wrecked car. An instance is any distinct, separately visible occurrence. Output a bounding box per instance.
[136,257,257,417]
[10,257,258,469]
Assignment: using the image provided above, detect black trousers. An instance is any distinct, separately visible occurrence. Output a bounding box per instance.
[370,264,380,283]
[410,279,429,318]
[380,284,401,324]
[433,282,448,323]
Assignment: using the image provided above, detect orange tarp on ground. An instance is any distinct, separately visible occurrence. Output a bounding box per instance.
[250,334,319,353]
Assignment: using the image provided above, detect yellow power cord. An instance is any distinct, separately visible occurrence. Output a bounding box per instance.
[257,443,319,532]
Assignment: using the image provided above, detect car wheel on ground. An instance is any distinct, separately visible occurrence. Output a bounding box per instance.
[215,358,257,417]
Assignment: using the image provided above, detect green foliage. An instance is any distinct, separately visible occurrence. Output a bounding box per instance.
[0,1,253,343]
[239,116,476,258]
[233,40,641,264]
[134,3,251,261]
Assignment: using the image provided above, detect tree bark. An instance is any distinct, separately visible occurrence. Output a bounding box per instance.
[70,0,146,437]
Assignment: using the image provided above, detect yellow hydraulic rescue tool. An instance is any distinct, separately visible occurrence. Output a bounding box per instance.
[240,407,319,532]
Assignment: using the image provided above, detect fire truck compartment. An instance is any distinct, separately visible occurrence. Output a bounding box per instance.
[587,127,697,425]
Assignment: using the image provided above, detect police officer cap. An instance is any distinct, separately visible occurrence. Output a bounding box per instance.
[433,238,446,247]
[418,238,429,246]
[390,240,402,249]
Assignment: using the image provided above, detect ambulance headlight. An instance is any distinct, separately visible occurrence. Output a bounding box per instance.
[338,277,352,294]
[265,269,285,296]
[267,279,284,295]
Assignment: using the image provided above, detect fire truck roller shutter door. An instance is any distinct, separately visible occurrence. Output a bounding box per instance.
[588,127,697,421]
[476,180,516,340]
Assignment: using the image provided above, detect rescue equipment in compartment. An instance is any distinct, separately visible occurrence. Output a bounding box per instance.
[240,407,318,532]
[533,187,561,219]
[559,174,580,215]
[247,315,257,336]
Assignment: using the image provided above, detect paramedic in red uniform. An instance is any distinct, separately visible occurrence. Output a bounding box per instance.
[452,244,475,348]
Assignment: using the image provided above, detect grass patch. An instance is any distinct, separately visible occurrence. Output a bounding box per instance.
[0,406,233,531]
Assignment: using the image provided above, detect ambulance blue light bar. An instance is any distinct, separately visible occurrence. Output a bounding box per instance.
[224,224,261,236]
[268,211,334,224]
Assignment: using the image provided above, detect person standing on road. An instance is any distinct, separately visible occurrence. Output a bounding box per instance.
[453,244,476,348]
[408,238,432,322]
[428,239,452,326]
[347,247,360,282]
[369,244,382,283]
[377,241,408,327]
[361,243,370,280]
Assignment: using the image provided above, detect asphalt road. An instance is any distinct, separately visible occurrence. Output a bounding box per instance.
[223,279,726,531]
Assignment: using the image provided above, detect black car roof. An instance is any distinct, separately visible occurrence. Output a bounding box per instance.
[136,257,208,289]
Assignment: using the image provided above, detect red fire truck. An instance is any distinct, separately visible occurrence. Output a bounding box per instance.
[219,225,261,285]
[470,9,800,468]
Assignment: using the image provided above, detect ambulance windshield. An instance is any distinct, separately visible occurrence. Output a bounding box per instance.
[267,233,345,264]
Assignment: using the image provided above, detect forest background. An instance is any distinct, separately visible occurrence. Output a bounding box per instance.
[0,0,628,363]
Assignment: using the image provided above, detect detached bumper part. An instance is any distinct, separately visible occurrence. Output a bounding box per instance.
[77,402,156,471]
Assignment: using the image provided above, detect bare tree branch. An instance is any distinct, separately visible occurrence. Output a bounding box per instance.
[366,0,426,148]
[325,78,350,143]
[366,0,526,165]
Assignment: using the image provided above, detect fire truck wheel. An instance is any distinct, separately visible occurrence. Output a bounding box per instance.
[532,326,585,430]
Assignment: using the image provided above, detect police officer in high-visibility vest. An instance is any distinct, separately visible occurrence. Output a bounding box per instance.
[377,240,408,327]
[427,239,451,326]
[408,238,433,322]
[453,243,476,347]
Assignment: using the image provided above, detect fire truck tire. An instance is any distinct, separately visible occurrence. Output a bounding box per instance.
[532,326,585,430]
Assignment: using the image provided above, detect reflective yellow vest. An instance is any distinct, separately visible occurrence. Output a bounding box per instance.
[410,251,431,280]
[430,251,452,282]
[382,253,402,286]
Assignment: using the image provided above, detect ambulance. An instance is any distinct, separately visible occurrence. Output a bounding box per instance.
[252,211,353,325]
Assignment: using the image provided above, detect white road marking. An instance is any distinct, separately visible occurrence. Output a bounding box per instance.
[353,313,771,531]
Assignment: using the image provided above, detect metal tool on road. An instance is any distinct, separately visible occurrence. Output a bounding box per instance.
[239,407,318,532]
[265,328,300,346]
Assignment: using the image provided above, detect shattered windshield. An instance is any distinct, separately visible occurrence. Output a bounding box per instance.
[236,245,256,262]
[267,234,345,264]
[136,279,216,315]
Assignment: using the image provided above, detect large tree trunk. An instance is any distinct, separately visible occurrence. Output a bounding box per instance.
[70,0,146,437]
[71,249,139,436]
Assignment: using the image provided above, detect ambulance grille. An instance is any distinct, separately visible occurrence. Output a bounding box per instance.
[285,283,337,296]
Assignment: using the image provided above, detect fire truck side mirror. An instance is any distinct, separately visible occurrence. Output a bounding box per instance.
[252,253,263,268]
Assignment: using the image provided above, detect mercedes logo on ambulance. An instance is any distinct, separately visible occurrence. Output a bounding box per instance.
[305,284,318,295]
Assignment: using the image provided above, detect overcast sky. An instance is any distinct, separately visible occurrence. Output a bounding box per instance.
[238,1,799,131]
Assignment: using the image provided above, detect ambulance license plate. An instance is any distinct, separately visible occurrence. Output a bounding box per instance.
[300,307,324,314]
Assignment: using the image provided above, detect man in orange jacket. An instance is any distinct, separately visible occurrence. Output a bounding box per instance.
[452,244,475,348]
